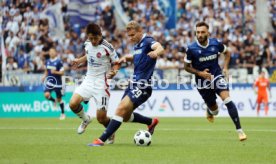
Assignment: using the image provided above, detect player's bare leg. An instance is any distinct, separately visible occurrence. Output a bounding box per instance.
[264,102,269,116]
[219,91,247,141]
[69,93,92,134]
[44,92,56,108]
[256,103,261,116]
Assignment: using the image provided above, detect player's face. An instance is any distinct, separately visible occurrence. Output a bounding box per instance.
[196,26,209,45]
[127,29,142,44]
[87,34,102,46]
[49,48,57,58]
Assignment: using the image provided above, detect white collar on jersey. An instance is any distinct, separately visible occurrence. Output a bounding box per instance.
[135,33,147,46]
[196,38,209,49]
[50,57,58,62]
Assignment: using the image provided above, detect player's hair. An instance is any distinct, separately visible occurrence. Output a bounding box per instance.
[86,23,102,36]
[126,21,141,31]
[196,22,209,29]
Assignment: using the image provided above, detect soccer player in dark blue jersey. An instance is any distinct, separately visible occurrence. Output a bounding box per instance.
[184,22,247,141]
[42,48,65,120]
[89,21,164,146]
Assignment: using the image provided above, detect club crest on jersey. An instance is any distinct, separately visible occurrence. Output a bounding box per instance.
[97,52,102,58]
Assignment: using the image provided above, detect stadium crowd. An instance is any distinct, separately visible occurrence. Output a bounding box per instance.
[1,0,276,84]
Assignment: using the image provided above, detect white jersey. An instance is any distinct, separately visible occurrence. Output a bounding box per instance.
[84,39,119,78]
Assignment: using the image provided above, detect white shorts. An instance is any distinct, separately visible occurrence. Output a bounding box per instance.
[74,77,110,110]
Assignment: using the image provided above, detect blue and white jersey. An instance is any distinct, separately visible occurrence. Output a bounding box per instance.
[132,34,157,83]
[184,38,227,88]
[45,57,63,88]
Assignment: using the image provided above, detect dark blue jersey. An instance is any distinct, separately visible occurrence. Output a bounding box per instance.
[185,38,227,87]
[45,57,63,88]
[132,34,157,83]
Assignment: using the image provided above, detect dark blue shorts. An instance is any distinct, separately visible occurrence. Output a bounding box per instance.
[44,86,63,99]
[122,83,152,109]
[197,76,229,107]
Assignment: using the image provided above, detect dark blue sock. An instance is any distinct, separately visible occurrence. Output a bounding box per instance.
[60,102,64,114]
[226,101,241,129]
[48,96,55,102]
[99,117,122,142]
[132,112,152,125]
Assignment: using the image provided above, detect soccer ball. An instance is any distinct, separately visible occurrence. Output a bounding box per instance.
[133,130,152,146]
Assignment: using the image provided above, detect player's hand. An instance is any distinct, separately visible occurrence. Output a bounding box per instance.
[71,59,80,69]
[106,70,118,79]
[117,56,127,64]
[147,51,158,59]
[198,69,212,80]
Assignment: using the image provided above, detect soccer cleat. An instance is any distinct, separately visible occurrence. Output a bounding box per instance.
[106,134,115,144]
[148,118,159,135]
[206,109,214,123]
[77,115,92,134]
[87,139,104,147]
[238,131,247,141]
[59,114,66,120]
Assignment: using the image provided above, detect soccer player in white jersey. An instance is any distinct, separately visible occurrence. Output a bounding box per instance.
[69,23,120,144]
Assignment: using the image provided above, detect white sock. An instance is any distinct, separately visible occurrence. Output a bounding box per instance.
[208,108,219,115]
[76,109,89,121]
[237,129,243,133]
[127,113,134,122]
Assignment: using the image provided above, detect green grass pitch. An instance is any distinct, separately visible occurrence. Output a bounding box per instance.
[0,117,276,164]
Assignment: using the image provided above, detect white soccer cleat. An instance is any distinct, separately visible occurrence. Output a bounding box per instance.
[106,134,115,144]
[59,114,66,120]
[77,115,92,134]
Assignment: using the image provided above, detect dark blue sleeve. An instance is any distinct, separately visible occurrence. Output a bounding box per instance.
[184,47,192,63]
[145,37,157,50]
[216,39,226,53]
[57,60,64,71]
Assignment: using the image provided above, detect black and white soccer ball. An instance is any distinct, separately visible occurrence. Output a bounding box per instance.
[133,130,152,146]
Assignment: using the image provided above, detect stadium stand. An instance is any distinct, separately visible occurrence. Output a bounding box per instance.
[0,0,276,86]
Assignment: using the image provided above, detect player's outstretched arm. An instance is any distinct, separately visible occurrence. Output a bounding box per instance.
[148,42,164,58]
[118,55,134,63]
[107,63,121,79]
[71,55,87,69]
[41,69,48,82]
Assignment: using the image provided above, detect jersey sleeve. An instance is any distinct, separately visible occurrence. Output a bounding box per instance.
[254,79,259,87]
[104,43,119,63]
[184,47,192,63]
[57,60,64,71]
[147,38,157,50]
[217,39,227,53]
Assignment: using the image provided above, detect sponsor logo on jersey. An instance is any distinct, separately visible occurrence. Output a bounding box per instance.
[134,49,142,55]
[199,54,218,62]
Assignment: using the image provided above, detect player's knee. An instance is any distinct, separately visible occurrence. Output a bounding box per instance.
[116,105,129,117]
[69,100,78,110]
[97,116,107,124]
[56,98,62,103]
[44,92,50,99]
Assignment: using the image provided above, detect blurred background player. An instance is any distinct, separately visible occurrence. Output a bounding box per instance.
[253,71,272,116]
[41,48,65,120]
[184,22,247,141]
[69,23,120,144]
[89,21,164,146]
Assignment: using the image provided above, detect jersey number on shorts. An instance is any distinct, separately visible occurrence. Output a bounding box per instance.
[102,97,107,106]
[131,87,143,98]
